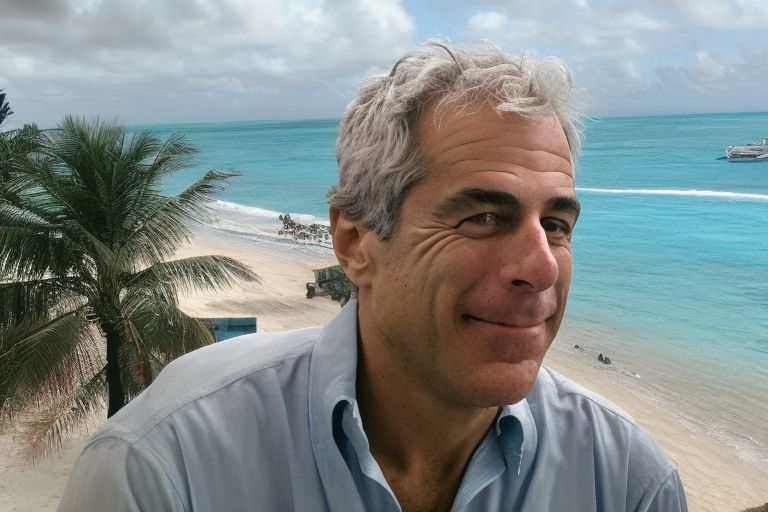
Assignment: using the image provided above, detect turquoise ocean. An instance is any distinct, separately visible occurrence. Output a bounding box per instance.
[133,112,768,472]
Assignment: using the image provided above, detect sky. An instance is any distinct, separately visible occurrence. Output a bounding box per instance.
[1,0,767,129]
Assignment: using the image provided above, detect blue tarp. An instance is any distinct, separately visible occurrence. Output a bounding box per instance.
[198,317,257,342]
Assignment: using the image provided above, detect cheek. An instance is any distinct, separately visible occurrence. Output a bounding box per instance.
[555,250,573,286]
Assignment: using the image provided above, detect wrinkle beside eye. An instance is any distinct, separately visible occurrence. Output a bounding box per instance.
[408,225,465,259]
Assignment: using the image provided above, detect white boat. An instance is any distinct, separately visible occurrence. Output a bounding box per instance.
[725,139,768,162]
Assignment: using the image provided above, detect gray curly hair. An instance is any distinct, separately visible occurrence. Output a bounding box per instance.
[330,40,583,240]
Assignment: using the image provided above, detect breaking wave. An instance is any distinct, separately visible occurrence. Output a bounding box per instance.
[209,200,329,225]
[577,188,768,202]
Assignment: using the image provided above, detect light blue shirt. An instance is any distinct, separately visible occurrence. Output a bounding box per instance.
[58,301,687,511]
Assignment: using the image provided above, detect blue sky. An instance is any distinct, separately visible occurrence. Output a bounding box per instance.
[1,0,767,128]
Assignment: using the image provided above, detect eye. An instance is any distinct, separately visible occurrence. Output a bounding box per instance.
[466,212,497,225]
[541,217,573,242]
[454,212,502,237]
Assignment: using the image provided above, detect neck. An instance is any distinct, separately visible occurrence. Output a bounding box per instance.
[355,324,498,476]
[357,363,497,474]
[354,302,501,512]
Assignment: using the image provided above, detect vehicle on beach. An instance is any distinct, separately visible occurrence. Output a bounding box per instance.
[725,138,768,161]
[306,264,353,306]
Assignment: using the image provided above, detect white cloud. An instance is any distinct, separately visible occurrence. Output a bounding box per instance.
[585,45,768,115]
[666,0,768,29]
[594,10,667,31]
[466,12,542,45]
[0,0,417,127]
[3,0,768,123]
[455,1,768,115]
[474,0,590,17]
[684,51,733,82]
[614,60,645,82]
[463,8,657,55]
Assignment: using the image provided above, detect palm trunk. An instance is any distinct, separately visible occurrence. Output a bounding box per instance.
[104,322,125,417]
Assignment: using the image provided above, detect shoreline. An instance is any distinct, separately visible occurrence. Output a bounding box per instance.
[1,225,765,511]
[544,343,767,509]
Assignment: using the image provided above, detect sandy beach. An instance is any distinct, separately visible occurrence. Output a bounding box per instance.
[1,226,765,512]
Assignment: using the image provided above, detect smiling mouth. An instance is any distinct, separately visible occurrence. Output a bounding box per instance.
[463,314,546,329]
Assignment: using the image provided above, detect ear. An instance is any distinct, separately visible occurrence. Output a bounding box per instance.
[330,206,374,288]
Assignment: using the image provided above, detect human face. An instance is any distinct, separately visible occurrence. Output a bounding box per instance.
[356,105,578,409]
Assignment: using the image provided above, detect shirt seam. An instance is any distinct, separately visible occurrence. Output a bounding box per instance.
[569,392,635,424]
[86,436,189,512]
[88,346,311,450]
[639,467,680,511]
[543,367,635,424]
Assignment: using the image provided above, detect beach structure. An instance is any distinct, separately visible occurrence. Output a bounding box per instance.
[278,213,332,246]
[306,264,353,306]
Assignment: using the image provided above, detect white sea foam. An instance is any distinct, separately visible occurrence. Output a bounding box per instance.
[205,200,333,251]
[210,200,284,219]
[577,188,768,201]
[210,200,330,225]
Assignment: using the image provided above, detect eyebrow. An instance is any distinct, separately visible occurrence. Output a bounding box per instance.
[436,187,580,219]
[435,188,520,218]
[548,195,581,220]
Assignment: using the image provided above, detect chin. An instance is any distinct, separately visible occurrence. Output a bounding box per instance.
[467,360,543,407]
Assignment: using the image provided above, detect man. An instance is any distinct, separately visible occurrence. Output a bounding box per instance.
[59,41,687,511]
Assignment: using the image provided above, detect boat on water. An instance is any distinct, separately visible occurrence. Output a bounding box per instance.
[725,138,768,162]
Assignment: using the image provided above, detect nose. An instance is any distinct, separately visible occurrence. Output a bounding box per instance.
[498,219,559,291]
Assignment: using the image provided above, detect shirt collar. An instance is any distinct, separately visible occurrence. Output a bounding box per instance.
[309,299,538,495]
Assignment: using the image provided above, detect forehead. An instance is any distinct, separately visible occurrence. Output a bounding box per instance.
[413,103,574,190]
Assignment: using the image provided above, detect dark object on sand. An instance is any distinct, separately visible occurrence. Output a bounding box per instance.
[574,344,584,352]
[741,504,768,512]
[597,353,612,365]
[306,265,353,306]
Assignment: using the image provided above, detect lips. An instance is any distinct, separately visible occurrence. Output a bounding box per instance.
[463,313,548,329]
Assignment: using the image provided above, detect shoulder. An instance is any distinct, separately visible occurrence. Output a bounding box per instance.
[529,366,680,500]
[530,365,637,425]
[535,365,673,461]
[92,326,322,442]
[152,326,321,393]
[64,326,328,511]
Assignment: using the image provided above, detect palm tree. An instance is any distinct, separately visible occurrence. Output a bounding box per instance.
[1,123,44,191]
[0,116,258,460]
[0,90,12,127]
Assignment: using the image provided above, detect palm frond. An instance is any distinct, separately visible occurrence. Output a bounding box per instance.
[116,132,197,202]
[0,308,102,423]
[125,303,213,365]
[115,194,192,266]
[0,124,44,184]
[17,149,104,242]
[120,317,163,391]
[0,224,79,280]
[123,255,259,304]
[0,278,85,336]
[116,305,213,401]
[116,170,239,267]
[174,169,239,222]
[0,200,53,229]
[19,368,106,464]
